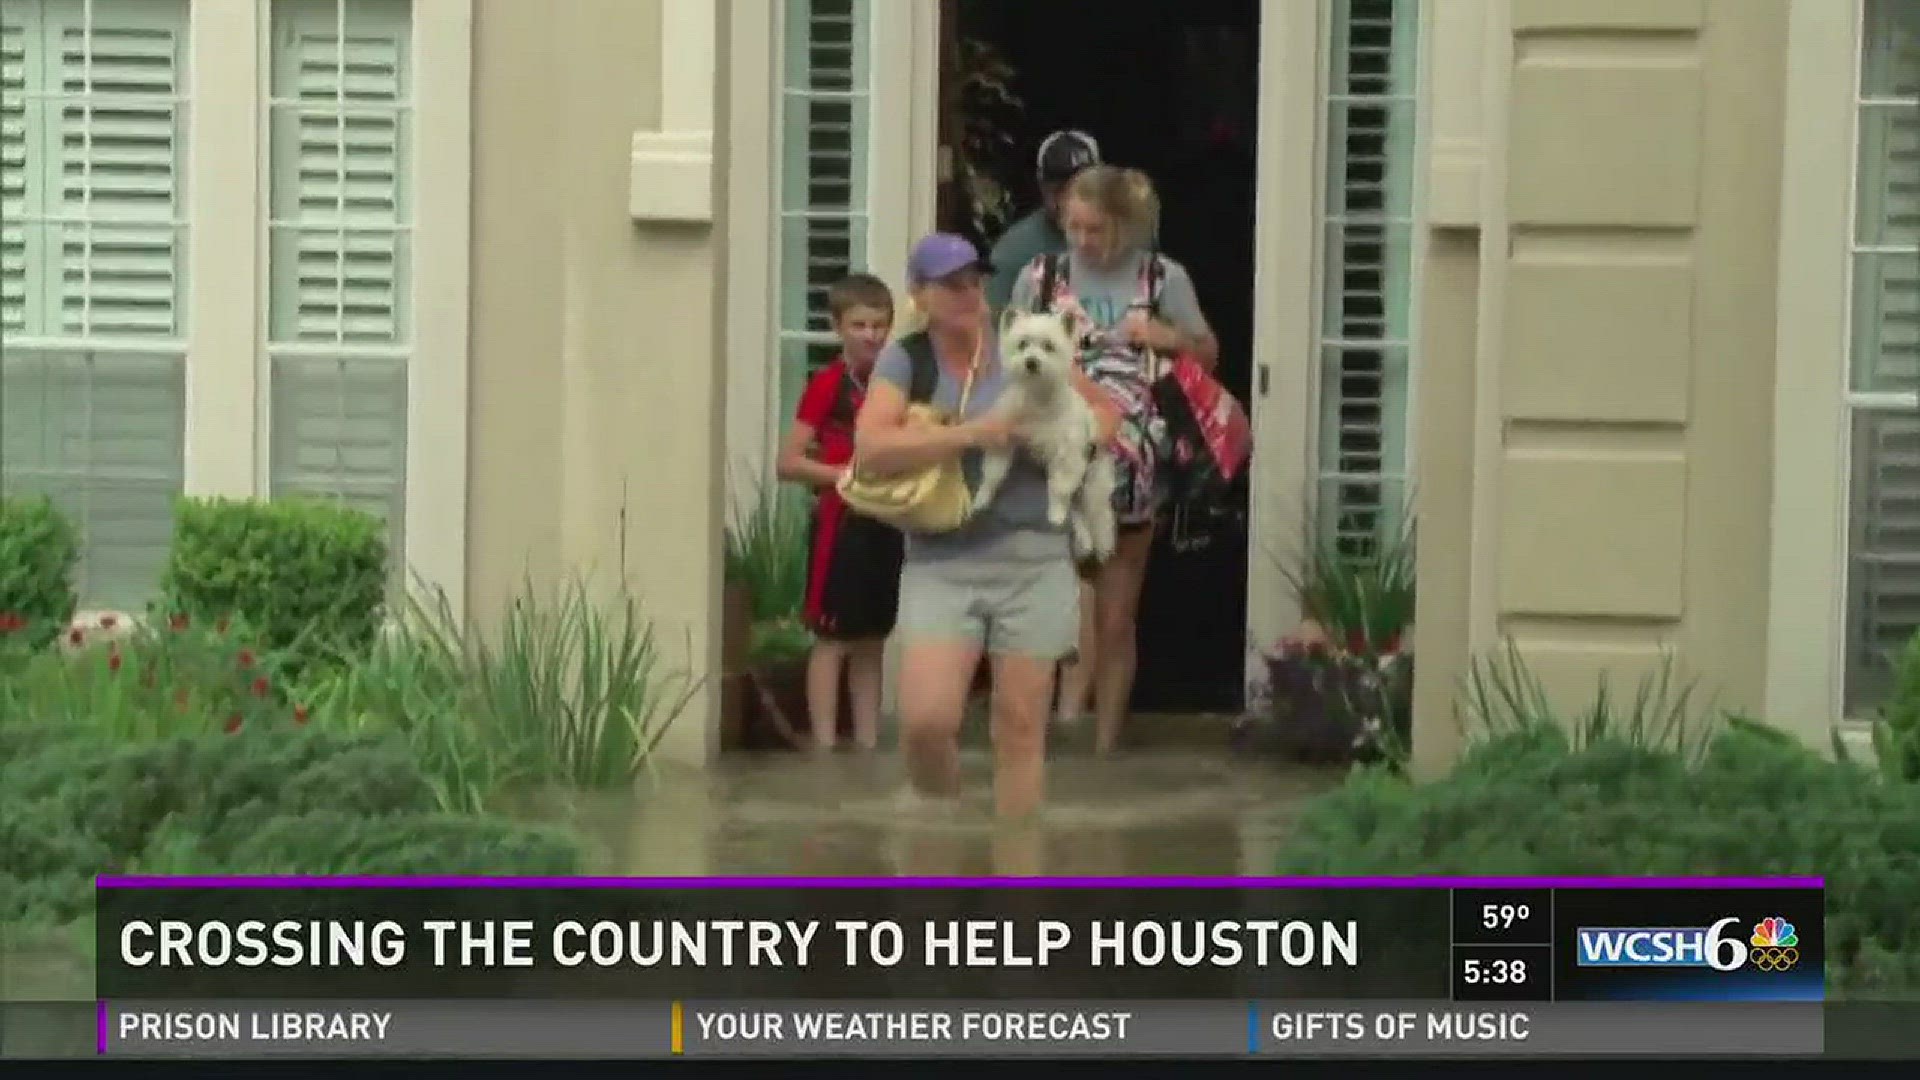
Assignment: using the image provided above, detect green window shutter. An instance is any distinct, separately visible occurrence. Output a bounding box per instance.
[1,16,29,333]
[776,0,871,426]
[46,0,187,339]
[265,0,411,565]
[1845,0,1920,714]
[1318,0,1419,556]
[0,0,186,613]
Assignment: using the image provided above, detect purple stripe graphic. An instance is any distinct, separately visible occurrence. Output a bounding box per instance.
[93,875,1824,889]
[97,1000,106,1055]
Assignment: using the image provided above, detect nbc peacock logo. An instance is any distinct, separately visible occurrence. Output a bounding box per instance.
[1747,917,1799,972]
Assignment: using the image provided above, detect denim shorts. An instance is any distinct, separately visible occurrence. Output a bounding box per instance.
[894,546,1080,662]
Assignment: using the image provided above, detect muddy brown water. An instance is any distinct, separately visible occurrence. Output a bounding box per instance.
[2,739,1337,1003]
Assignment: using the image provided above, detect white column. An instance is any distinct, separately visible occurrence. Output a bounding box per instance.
[1245,0,1326,685]
[407,0,474,621]
[183,0,260,497]
[630,0,719,223]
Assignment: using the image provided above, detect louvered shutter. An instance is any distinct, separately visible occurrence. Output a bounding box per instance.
[265,0,411,563]
[2,16,28,333]
[48,0,185,338]
[1318,0,1419,556]
[776,0,871,425]
[1846,0,1920,714]
[0,0,187,612]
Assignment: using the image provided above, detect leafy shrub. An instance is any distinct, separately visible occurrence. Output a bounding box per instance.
[299,574,700,799]
[220,812,581,876]
[158,496,389,678]
[0,494,80,657]
[1238,643,1412,766]
[1872,630,1920,782]
[1274,503,1415,652]
[0,613,300,741]
[1459,639,1721,762]
[1275,723,1920,996]
[0,723,581,927]
[724,479,810,622]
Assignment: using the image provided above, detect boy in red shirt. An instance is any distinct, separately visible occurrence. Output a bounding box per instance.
[776,274,904,751]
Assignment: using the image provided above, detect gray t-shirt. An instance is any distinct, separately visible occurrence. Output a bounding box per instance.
[871,333,1068,564]
[987,209,1066,315]
[1007,250,1211,357]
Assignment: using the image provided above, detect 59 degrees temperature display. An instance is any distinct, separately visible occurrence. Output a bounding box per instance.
[1451,889,1552,945]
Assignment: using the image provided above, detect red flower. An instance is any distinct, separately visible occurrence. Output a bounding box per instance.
[169,614,189,631]
[98,614,118,630]
[224,714,243,734]
[251,675,270,698]
[237,649,255,669]
[67,627,84,646]
[108,650,123,673]
[293,705,310,726]
[0,611,22,633]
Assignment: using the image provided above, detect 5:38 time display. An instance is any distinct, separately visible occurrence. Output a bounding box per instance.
[1451,945,1552,1001]
[1461,956,1528,985]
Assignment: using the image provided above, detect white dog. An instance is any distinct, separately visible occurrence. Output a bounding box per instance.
[974,309,1118,563]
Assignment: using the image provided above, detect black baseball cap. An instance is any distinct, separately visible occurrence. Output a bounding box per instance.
[1036,130,1100,182]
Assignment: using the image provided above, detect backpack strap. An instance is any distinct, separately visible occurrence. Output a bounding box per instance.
[1140,245,1166,317]
[898,331,938,404]
[1037,253,1066,312]
[825,362,859,430]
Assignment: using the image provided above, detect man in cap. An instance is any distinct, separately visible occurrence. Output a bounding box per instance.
[986,129,1101,314]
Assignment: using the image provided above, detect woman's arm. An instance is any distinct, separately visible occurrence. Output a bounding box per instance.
[773,421,842,489]
[1147,260,1222,371]
[854,377,997,475]
[1148,320,1219,370]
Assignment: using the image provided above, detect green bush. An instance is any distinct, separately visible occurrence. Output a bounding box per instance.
[724,479,811,622]
[157,496,389,677]
[1872,630,1920,782]
[0,723,581,927]
[1274,723,1920,996]
[0,495,80,656]
[299,574,699,798]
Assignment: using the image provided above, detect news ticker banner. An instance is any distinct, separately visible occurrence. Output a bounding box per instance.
[86,1000,1818,1058]
[79,874,1822,1058]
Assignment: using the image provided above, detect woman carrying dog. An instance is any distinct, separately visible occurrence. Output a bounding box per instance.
[854,233,1118,825]
[1008,166,1219,754]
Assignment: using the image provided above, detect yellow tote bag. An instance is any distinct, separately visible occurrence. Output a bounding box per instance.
[836,331,981,535]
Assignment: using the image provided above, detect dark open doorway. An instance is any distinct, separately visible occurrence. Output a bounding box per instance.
[941,0,1259,714]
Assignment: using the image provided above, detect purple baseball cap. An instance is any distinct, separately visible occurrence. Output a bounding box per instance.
[907,233,992,285]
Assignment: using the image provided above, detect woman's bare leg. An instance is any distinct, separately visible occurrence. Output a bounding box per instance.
[989,651,1056,821]
[846,638,886,750]
[1092,523,1155,754]
[897,640,979,799]
[1054,578,1098,724]
[805,640,848,750]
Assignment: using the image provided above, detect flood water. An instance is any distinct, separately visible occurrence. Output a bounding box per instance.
[558,747,1338,878]
[1,744,1337,1004]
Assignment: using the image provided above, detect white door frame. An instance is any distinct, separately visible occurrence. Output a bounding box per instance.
[742,0,1333,703]
[1247,0,1330,691]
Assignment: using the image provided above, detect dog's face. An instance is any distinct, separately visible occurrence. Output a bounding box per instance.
[999,309,1077,388]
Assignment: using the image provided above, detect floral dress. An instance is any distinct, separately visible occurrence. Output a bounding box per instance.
[1019,252,1171,527]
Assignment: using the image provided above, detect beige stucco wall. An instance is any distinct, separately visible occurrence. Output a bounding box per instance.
[1413,0,1791,775]
[466,0,725,768]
